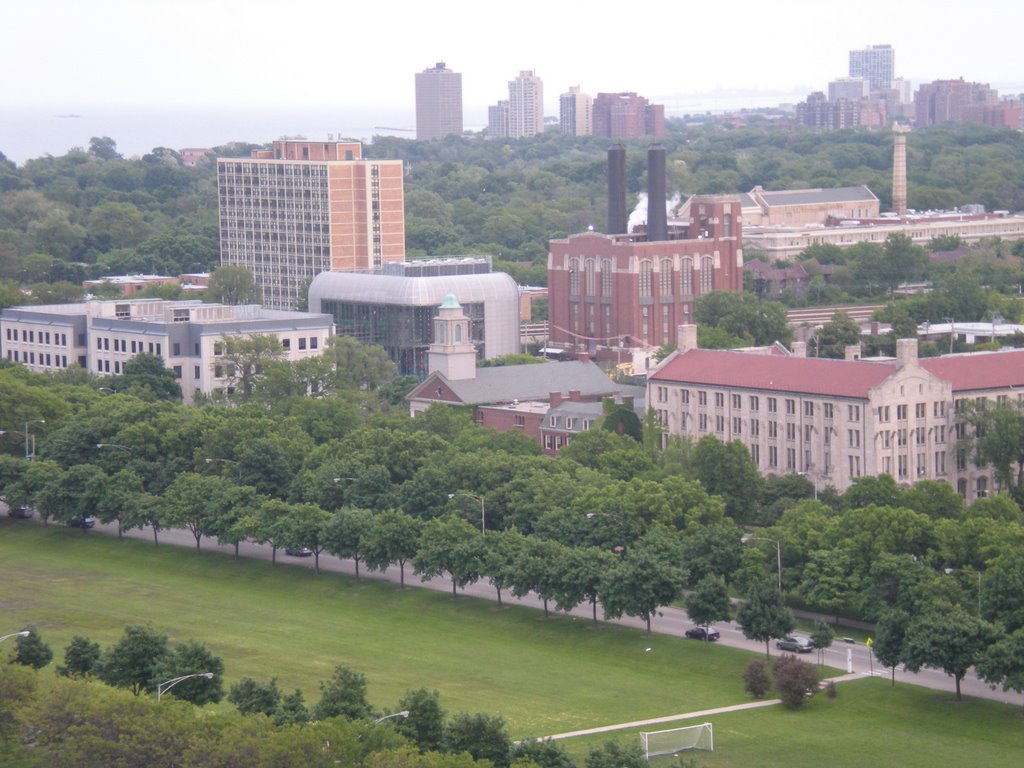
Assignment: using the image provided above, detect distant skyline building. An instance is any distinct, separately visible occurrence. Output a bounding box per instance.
[795,91,861,130]
[559,86,593,136]
[848,43,894,91]
[415,62,463,141]
[913,78,1000,126]
[507,70,545,138]
[828,77,869,102]
[487,100,510,137]
[591,92,664,139]
[217,141,405,311]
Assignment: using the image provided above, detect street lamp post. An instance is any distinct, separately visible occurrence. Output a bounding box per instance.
[944,567,983,615]
[24,419,45,460]
[96,443,132,453]
[741,534,782,592]
[448,492,485,535]
[374,710,410,724]
[1,630,30,643]
[156,672,214,701]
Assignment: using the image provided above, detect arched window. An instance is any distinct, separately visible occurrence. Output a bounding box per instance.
[639,260,652,297]
[680,257,693,295]
[700,255,713,294]
[601,259,613,297]
[437,323,446,343]
[568,258,580,296]
[585,258,596,296]
[659,259,673,296]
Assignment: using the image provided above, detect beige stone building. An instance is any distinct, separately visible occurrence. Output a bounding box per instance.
[648,328,1024,502]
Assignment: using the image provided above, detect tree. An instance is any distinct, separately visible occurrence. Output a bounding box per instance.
[742,659,772,698]
[585,740,647,768]
[799,549,856,623]
[902,604,999,700]
[89,136,122,160]
[510,739,576,768]
[95,625,169,696]
[312,664,374,721]
[280,502,333,574]
[57,635,101,678]
[218,333,285,403]
[694,291,792,346]
[414,515,485,598]
[873,610,910,686]
[809,621,835,667]
[228,677,282,717]
[773,654,821,709]
[207,265,259,305]
[160,472,233,552]
[151,640,225,705]
[275,689,311,726]
[685,575,731,641]
[960,400,1024,496]
[394,688,446,753]
[445,712,511,768]
[480,528,526,607]
[736,578,795,657]
[324,506,375,580]
[14,626,52,669]
[119,353,182,401]
[813,312,861,358]
[511,537,568,618]
[690,435,762,523]
[599,525,687,634]
[326,335,397,391]
[976,628,1024,708]
[362,508,422,586]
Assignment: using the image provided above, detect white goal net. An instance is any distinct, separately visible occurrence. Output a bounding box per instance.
[640,722,713,758]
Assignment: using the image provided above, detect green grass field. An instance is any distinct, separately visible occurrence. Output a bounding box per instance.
[2,520,1022,766]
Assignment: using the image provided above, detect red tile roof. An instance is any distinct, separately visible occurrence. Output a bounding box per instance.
[650,349,898,398]
[919,350,1024,392]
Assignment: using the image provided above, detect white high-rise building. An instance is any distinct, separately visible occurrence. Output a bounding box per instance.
[560,86,593,136]
[508,70,544,138]
[848,44,894,91]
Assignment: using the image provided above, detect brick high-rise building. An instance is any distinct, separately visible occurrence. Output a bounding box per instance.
[560,86,593,136]
[415,62,463,141]
[217,141,405,311]
[848,43,894,91]
[508,70,544,138]
[591,92,664,139]
[914,79,999,126]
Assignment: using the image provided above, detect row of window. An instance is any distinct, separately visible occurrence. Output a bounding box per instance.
[95,337,163,356]
[6,350,69,368]
[671,387,861,422]
[567,256,715,298]
[5,328,69,346]
[878,402,945,421]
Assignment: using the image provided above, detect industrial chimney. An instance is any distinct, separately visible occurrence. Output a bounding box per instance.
[892,124,909,216]
[607,144,627,234]
[646,144,667,241]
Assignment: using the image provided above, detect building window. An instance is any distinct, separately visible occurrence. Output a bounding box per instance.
[173,365,182,379]
[699,413,708,431]
[767,397,777,413]
[848,429,861,447]
[569,259,580,296]
[733,417,742,434]
[681,390,689,404]
[897,404,908,420]
[698,391,707,406]
[785,399,796,415]
[700,256,713,293]
[976,477,988,498]
[715,415,725,433]
[786,448,796,470]
[680,257,693,294]
[750,443,760,465]
[787,423,796,441]
[878,406,890,422]
[732,394,741,408]
[584,259,595,296]
[715,392,724,407]
[768,421,778,438]
[934,401,946,417]
[751,419,759,437]
[659,259,672,296]
[639,260,653,297]
[898,455,908,478]
[601,259,612,296]
[298,337,307,350]
[824,403,834,419]
[848,405,860,421]
[804,401,814,417]
[768,446,778,467]
[750,395,760,411]
[916,403,927,419]
[915,427,926,445]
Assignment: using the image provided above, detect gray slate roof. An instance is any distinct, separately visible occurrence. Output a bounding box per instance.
[756,186,878,207]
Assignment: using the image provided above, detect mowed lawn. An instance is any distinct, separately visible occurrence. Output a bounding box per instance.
[0,521,751,737]
[561,678,1024,768]
[3,521,1023,765]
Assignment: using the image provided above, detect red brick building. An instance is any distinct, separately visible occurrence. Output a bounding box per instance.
[592,92,664,139]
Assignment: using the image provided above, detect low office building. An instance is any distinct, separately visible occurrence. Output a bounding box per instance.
[1,299,332,401]
[648,328,1024,502]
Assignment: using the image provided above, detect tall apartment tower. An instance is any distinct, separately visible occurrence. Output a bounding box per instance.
[508,70,544,138]
[560,86,593,136]
[217,141,405,311]
[415,62,463,141]
[848,44,894,91]
[591,92,665,139]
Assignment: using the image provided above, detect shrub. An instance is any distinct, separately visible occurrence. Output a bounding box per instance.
[742,659,772,698]
[773,654,821,709]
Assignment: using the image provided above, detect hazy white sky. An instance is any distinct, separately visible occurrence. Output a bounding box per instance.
[4,0,1022,113]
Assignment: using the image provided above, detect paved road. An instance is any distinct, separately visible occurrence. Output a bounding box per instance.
[78,520,1022,707]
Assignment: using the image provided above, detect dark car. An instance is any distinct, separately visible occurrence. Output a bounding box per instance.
[8,505,34,519]
[69,516,97,528]
[776,635,813,653]
[684,626,720,641]
[285,547,313,557]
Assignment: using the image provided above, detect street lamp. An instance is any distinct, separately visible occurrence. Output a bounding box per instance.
[374,710,410,724]
[944,567,983,615]
[25,419,45,460]
[96,443,132,452]
[448,492,485,535]
[156,672,214,701]
[741,534,782,592]
[0,630,30,643]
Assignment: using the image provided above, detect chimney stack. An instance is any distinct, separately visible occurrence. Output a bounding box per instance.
[646,144,667,241]
[892,125,909,216]
[607,144,627,234]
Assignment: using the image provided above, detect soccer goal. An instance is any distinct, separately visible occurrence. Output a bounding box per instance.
[640,722,713,758]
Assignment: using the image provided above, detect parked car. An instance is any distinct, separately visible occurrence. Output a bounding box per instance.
[285,547,313,557]
[776,635,813,653]
[684,626,721,641]
[8,505,34,519]
[69,516,96,528]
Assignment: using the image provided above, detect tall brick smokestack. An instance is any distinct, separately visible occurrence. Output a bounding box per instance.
[647,144,667,241]
[607,144,627,234]
[892,125,909,216]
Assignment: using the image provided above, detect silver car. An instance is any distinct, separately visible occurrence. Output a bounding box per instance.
[776,635,813,653]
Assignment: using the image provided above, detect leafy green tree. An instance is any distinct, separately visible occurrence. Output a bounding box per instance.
[976,628,1024,707]
[414,515,486,598]
[809,621,835,666]
[14,627,52,669]
[228,677,282,717]
[326,335,397,391]
[207,265,259,305]
[160,472,234,552]
[218,333,286,403]
[510,739,576,768]
[585,740,647,768]
[151,640,224,705]
[685,574,731,640]
[600,525,688,634]
[799,548,856,623]
[690,435,762,523]
[873,610,910,686]
[980,548,1024,631]
[280,502,333,574]
[960,400,1024,496]
[553,545,618,623]
[0,659,36,739]
[118,353,182,401]
[902,604,999,700]
[695,291,792,346]
[480,528,526,607]
[324,506,375,580]
[813,311,861,358]
[394,688,446,753]
[742,659,772,698]
[312,664,375,721]
[274,689,311,726]
[737,578,795,657]
[445,712,511,767]
[95,625,170,696]
[57,635,101,678]
[362,508,422,587]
